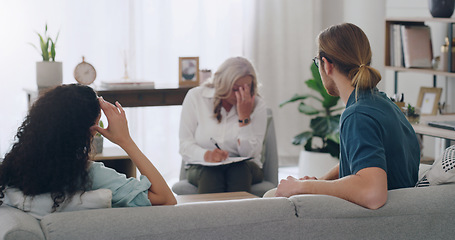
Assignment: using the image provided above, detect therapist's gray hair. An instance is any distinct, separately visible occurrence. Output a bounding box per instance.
[205,57,258,123]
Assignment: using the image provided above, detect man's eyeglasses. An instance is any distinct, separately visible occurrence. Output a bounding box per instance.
[312,57,320,68]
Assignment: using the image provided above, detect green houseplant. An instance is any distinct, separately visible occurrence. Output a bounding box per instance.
[280,63,344,158]
[30,24,63,91]
[30,23,60,61]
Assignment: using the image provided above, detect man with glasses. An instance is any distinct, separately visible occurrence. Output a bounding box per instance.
[274,23,420,210]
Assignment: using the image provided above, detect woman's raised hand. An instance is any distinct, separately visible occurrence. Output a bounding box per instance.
[235,83,255,121]
[91,97,132,147]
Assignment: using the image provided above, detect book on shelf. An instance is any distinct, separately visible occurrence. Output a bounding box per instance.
[389,23,405,67]
[401,25,433,68]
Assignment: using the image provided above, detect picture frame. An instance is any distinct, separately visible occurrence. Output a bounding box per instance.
[416,87,442,115]
[179,57,199,87]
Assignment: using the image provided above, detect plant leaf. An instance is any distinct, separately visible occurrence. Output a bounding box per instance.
[38,33,49,61]
[325,139,340,158]
[54,30,60,45]
[50,38,56,61]
[330,107,345,113]
[304,138,313,151]
[28,42,40,54]
[298,102,320,115]
[279,94,309,107]
[310,115,340,139]
[292,131,313,146]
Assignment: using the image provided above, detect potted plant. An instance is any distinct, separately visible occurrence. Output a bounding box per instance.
[30,24,62,91]
[93,120,104,154]
[403,104,420,124]
[280,63,344,177]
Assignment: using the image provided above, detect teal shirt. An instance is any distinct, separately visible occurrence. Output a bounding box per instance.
[339,88,420,190]
[88,161,152,207]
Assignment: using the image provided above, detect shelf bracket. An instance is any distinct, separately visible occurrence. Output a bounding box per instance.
[449,23,453,72]
[394,71,398,94]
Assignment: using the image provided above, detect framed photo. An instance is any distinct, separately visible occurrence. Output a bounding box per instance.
[416,87,442,115]
[179,57,199,87]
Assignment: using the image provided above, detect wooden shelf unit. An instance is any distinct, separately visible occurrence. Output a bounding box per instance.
[385,17,455,93]
[386,17,455,162]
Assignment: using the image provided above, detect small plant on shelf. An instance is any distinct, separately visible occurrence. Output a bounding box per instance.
[29,23,60,61]
[404,104,420,124]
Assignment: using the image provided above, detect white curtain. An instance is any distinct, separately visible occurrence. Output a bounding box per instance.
[244,0,318,165]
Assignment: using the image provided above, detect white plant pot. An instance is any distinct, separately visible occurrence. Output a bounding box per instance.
[93,136,104,154]
[298,150,339,178]
[36,61,63,90]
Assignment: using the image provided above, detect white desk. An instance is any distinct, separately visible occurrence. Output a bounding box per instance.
[412,115,455,146]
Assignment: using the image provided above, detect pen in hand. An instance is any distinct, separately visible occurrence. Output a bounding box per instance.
[210,137,221,149]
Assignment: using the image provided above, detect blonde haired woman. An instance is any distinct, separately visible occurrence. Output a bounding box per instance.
[179,57,268,194]
[275,23,420,209]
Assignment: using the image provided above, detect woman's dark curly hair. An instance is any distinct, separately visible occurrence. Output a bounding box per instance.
[0,84,100,211]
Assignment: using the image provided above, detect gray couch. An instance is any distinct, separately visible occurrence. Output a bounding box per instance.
[2,181,455,240]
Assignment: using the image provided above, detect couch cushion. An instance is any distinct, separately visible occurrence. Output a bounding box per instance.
[0,205,45,240]
[416,145,455,187]
[3,188,112,219]
[289,184,455,239]
[41,197,299,240]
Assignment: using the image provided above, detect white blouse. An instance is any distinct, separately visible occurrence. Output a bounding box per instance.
[179,86,268,168]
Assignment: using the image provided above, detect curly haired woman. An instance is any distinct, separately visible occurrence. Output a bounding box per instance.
[0,84,176,217]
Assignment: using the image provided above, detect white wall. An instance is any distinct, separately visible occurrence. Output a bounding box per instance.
[344,0,386,90]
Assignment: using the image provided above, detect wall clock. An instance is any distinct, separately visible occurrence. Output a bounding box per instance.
[74,56,96,85]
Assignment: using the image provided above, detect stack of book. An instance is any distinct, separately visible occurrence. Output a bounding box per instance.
[389,23,433,68]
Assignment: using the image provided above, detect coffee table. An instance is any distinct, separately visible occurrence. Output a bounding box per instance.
[176,191,259,204]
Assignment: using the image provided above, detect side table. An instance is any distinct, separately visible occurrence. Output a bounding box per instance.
[91,147,136,178]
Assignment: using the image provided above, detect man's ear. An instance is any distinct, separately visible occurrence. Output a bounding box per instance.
[321,57,333,75]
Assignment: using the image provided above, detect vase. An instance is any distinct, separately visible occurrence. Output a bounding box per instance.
[429,0,455,18]
[298,150,339,178]
[36,61,63,91]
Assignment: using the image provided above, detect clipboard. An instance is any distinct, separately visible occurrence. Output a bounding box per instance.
[196,157,253,167]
